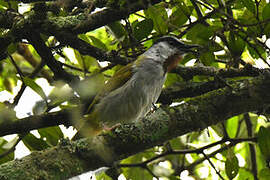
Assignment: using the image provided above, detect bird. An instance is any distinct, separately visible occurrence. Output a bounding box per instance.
[72,36,199,139]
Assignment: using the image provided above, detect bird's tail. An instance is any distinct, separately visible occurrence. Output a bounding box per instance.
[72,113,102,140]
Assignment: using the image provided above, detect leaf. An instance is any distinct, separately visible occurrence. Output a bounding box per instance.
[7,43,17,54]
[226,116,239,138]
[32,100,47,115]
[23,77,47,102]
[78,34,91,44]
[22,133,49,151]
[237,168,253,180]
[96,171,112,180]
[38,126,63,146]
[239,0,256,14]
[132,19,153,41]
[164,73,182,87]
[74,50,98,71]
[225,150,239,179]
[106,21,127,41]
[186,24,216,44]
[247,43,266,59]
[228,32,245,56]
[0,138,15,164]
[153,163,174,177]
[0,1,8,12]
[121,151,155,179]
[123,166,153,180]
[208,41,224,52]
[144,3,168,35]
[0,102,17,123]
[89,35,107,50]
[258,126,270,160]
[200,52,215,66]
[169,7,189,28]
[259,168,270,180]
[262,3,270,20]
[263,23,270,37]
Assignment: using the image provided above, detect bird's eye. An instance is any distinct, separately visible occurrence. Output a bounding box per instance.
[169,41,175,46]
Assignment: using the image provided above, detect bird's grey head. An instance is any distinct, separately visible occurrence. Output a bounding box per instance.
[144,36,199,65]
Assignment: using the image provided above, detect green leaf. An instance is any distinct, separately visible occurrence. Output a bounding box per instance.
[228,32,245,56]
[153,164,174,177]
[200,52,215,66]
[38,126,63,146]
[32,100,47,115]
[263,23,270,37]
[144,3,168,35]
[89,35,107,50]
[258,126,270,160]
[164,73,182,87]
[106,21,127,41]
[169,7,189,28]
[0,1,8,12]
[237,168,253,180]
[247,43,266,59]
[123,166,153,180]
[225,150,239,179]
[208,41,224,52]
[74,49,85,69]
[122,151,155,179]
[0,102,16,123]
[259,168,270,180]
[226,116,239,138]
[132,19,153,41]
[239,0,256,14]
[0,138,15,164]
[262,3,270,20]
[7,43,17,54]
[78,34,91,44]
[96,171,112,180]
[186,24,217,44]
[22,133,49,151]
[23,77,47,102]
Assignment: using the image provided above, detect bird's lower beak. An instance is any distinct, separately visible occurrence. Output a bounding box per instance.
[183,44,201,55]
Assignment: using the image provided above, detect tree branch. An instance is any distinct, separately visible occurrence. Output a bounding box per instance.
[0,110,72,136]
[55,32,129,65]
[26,32,80,88]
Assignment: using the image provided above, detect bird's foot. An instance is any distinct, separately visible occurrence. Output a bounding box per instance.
[103,123,121,132]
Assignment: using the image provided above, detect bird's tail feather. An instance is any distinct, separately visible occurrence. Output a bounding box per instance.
[72,113,102,140]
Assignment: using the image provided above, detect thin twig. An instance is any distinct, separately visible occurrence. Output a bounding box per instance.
[244,113,258,180]
[119,137,256,168]
[201,151,225,180]
[8,54,24,79]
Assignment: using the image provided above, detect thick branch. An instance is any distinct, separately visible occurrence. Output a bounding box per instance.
[171,64,260,80]
[55,32,129,65]
[0,110,72,136]
[0,73,270,179]
[26,32,80,87]
[32,0,161,35]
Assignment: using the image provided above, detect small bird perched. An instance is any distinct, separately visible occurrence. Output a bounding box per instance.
[73,36,199,139]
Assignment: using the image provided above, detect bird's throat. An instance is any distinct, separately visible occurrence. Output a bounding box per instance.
[165,54,183,72]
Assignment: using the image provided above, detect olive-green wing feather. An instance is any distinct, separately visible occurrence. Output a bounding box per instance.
[86,62,134,113]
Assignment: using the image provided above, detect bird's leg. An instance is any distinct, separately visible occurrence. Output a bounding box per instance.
[103,123,121,132]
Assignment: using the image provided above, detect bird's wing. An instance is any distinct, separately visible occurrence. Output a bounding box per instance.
[86,62,134,113]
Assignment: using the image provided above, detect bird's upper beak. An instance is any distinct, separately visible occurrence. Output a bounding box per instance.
[180,43,201,55]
